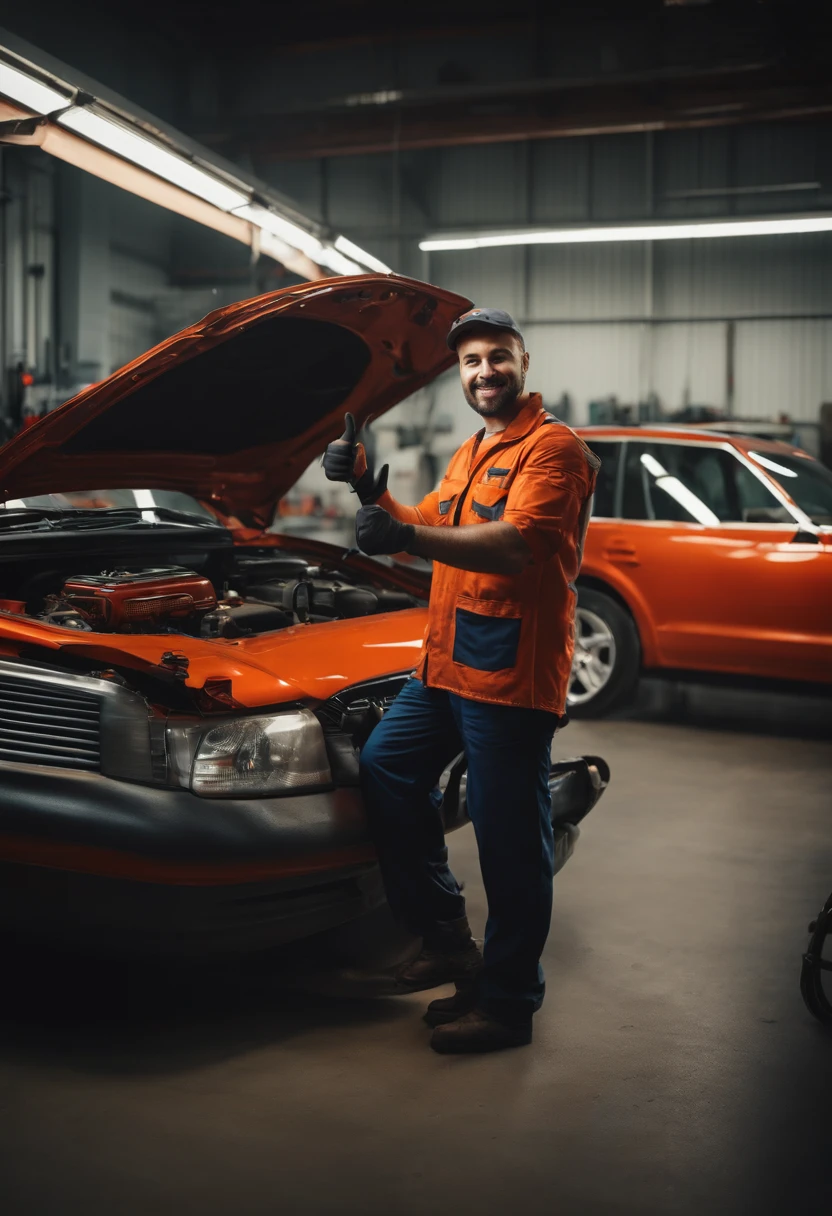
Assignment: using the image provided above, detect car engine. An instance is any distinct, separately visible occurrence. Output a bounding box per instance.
[32,555,420,637]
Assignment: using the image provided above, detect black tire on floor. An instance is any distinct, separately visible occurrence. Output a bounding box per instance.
[567,586,641,719]
[800,893,832,1026]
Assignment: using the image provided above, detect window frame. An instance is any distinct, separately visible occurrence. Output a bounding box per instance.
[583,440,624,521]
[587,434,811,532]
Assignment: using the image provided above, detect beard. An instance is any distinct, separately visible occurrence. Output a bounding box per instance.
[463,371,525,418]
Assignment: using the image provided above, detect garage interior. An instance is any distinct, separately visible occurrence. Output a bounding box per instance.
[1,2,831,1213]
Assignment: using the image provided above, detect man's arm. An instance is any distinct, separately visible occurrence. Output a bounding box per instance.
[407,521,532,575]
[375,487,438,528]
[355,428,592,571]
[353,506,532,574]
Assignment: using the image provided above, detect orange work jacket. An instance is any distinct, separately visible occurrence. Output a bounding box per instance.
[377,393,600,715]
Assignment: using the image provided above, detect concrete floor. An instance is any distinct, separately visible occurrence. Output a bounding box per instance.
[2,681,831,1216]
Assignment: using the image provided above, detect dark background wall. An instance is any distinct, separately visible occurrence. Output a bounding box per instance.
[2,0,832,434]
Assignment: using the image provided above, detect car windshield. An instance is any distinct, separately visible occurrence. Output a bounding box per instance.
[748,452,832,525]
[0,489,218,521]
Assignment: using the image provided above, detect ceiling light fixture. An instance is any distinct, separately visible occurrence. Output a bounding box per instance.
[236,207,385,276]
[420,215,832,252]
[58,106,249,212]
[233,203,325,260]
[318,247,365,276]
[334,235,391,274]
[0,60,69,114]
[1,38,392,281]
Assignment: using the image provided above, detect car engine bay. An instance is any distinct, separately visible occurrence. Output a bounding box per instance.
[0,551,422,638]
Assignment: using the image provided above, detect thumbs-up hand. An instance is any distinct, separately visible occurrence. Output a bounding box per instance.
[322,413,359,483]
[322,413,389,505]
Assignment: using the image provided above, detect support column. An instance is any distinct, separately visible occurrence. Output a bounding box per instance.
[725,319,736,417]
[57,164,110,389]
[641,131,655,409]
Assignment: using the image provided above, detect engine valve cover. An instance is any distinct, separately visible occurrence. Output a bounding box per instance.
[62,567,217,628]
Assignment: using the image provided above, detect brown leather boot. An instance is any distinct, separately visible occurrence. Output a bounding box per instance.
[429,1008,533,1054]
[392,916,483,994]
[423,981,478,1026]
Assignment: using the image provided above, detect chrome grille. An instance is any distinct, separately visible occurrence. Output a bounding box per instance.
[0,676,101,771]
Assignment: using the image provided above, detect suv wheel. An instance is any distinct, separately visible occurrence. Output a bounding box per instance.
[567,587,640,718]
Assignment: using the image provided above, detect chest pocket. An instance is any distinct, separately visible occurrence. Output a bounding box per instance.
[437,477,466,520]
[467,480,509,523]
[483,465,512,490]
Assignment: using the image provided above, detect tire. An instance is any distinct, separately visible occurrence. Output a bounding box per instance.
[567,586,641,719]
[800,893,832,1026]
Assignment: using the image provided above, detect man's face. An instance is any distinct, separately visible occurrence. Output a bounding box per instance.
[457,330,530,419]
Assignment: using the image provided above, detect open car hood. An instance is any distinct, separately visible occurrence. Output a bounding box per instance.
[0,275,471,523]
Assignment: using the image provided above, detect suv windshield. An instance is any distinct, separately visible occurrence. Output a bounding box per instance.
[0,489,218,521]
[748,452,832,525]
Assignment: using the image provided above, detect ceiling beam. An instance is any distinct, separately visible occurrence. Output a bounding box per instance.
[196,69,832,161]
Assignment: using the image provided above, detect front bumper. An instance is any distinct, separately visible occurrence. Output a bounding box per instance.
[0,762,383,954]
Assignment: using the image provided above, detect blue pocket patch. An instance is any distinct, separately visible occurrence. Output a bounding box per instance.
[453,607,521,672]
[471,498,506,521]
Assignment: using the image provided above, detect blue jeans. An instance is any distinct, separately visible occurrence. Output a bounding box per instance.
[360,678,560,1023]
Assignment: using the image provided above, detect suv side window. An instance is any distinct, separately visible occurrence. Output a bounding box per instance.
[732,459,794,523]
[584,441,620,517]
[621,442,789,524]
[622,444,650,520]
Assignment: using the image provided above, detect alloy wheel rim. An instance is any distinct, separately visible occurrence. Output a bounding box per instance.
[568,608,617,706]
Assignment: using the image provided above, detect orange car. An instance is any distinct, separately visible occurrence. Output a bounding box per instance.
[570,426,832,716]
[0,274,607,955]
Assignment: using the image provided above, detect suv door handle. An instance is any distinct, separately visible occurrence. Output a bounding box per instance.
[603,542,639,566]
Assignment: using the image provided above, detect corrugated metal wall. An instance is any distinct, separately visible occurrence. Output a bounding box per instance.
[270,122,832,438]
[109,250,169,374]
[0,158,178,420]
[105,185,174,375]
[423,235,832,424]
[0,148,57,425]
[3,117,831,445]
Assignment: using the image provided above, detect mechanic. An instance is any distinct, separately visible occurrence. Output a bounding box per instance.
[323,308,599,1054]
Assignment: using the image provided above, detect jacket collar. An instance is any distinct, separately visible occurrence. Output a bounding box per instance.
[469,392,546,454]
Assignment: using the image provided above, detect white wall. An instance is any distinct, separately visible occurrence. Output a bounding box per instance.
[5,117,832,476]
[271,121,832,446]
[735,320,832,420]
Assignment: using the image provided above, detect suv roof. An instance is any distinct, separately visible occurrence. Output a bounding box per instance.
[574,424,804,458]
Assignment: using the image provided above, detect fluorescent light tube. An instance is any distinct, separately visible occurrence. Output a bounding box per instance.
[334,235,391,274]
[58,107,248,212]
[420,215,832,252]
[0,61,69,114]
[318,246,364,276]
[233,203,325,260]
[38,119,254,246]
[1,46,353,282]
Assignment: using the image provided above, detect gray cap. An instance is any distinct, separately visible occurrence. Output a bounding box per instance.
[447,307,525,351]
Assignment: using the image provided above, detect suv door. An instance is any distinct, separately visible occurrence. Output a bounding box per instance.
[611,439,831,682]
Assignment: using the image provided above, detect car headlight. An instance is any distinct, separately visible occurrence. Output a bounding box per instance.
[171,709,332,798]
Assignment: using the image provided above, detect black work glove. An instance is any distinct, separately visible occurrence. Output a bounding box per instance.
[322,413,389,504]
[355,505,415,556]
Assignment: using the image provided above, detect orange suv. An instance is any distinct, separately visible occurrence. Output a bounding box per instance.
[570,426,832,716]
